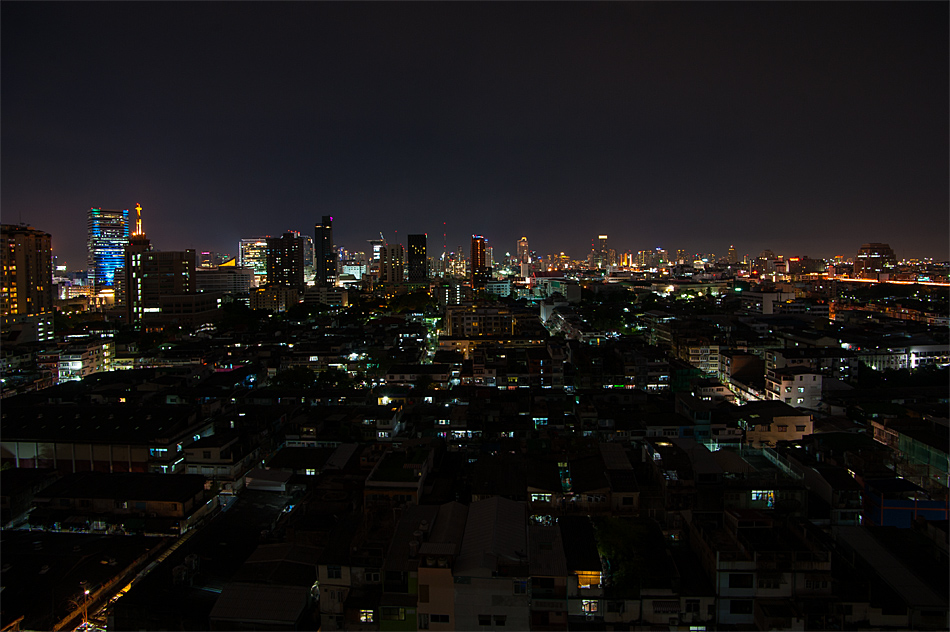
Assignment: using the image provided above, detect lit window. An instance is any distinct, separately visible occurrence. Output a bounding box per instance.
[360,610,374,623]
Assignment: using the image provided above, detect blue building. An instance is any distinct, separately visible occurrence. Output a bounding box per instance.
[87,207,129,289]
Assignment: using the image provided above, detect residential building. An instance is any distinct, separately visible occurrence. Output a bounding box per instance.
[1,223,53,340]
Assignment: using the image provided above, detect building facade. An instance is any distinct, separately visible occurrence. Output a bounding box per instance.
[407,234,427,284]
[87,208,129,290]
[315,215,337,287]
[471,236,489,289]
[266,232,306,289]
[1,224,53,337]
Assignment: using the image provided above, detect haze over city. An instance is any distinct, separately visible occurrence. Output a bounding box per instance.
[2,2,947,264]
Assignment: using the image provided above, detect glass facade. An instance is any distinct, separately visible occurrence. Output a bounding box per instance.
[87,208,129,289]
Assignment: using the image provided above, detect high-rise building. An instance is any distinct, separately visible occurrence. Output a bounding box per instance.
[517,236,530,263]
[727,245,738,264]
[302,235,315,284]
[266,232,305,289]
[407,234,427,283]
[380,244,405,284]
[854,243,897,280]
[87,207,129,289]
[239,238,269,285]
[124,208,198,322]
[314,216,336,287]
[471,235,490,289]
[1,224,53,338]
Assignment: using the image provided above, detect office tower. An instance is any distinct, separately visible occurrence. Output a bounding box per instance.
[517,236,529,263]
[314,215,336,287]
[198,251,215,268]
[87,207,129,289]
[239,238,269,285]
[1,224,53,337]
[380,244,405,283]
[727,245,738,264]
[367,239,384,263]
[266,232,305,289]
[302,235,315,284]
[124,208,197,321]
[676,249,688,265]
[407,234,427,283]
[471,235,490,289]
[854,243,897,279]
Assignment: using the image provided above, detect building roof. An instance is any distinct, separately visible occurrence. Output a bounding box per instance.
[1,404,200,443]
[34,471,205,503]
[209,583,310,625]
[455,496,527,576]
[557,516,601,572]
[528,524,568,577]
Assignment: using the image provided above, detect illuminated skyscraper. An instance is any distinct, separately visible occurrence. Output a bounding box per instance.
[1,223,53,338]
[239,238,269,285]
[87,207,129,289]
[314,215,336,287]
[517,237,529,263]
[727,245,738,264]
[471,235,490,289]
[266,232,306,289]
[407,234,427,283]
[854,243,897,279]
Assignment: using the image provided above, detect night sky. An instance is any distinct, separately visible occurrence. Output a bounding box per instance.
[2,2,947,267]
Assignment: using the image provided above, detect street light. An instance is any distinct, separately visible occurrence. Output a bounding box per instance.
[80,581,90,626]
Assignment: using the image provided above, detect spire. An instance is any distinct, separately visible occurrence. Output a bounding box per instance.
[133,203,144,236]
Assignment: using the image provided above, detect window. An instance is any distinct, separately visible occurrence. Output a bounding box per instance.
[758,578,780,589]
[478,615,492,626]
[685,599,700,613]
[728,573,753,588]
[531,493,551,502]
[797,398,804,404]
[203,451,212,459]
[513,580,527,594]
[305,468,316,476]
[431,614,449,623]
[796,425,806,432]
[418,614,430,630]
[419,584,429,603]
[381,607,406,621]
[622,496,634,506]
[729,599,753,615]
[798,387,805,393]
[777,425,788,432]
[327,565,342,579]
[493,615,506,626]
[582,599,598,613]
[359,610,374,623]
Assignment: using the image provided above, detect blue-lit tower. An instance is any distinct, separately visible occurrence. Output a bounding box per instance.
[87,207,130,290]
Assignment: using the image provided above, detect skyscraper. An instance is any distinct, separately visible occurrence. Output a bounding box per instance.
[239,238,269,285]
[124,206,197,322]
[87,207,129,289]
[517,236,529,263]
[380,244,405,284]
[854,243,897,280]
[266,232,306,289]
[727,245,738,264]
[407,234,427,283]
[314,216,336,287]
[471,235,490,289]
[1,223,53,337]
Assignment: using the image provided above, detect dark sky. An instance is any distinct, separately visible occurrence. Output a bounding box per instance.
[2,2,947,266]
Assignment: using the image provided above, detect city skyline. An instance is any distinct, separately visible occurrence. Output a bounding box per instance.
[2,2,947,265]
